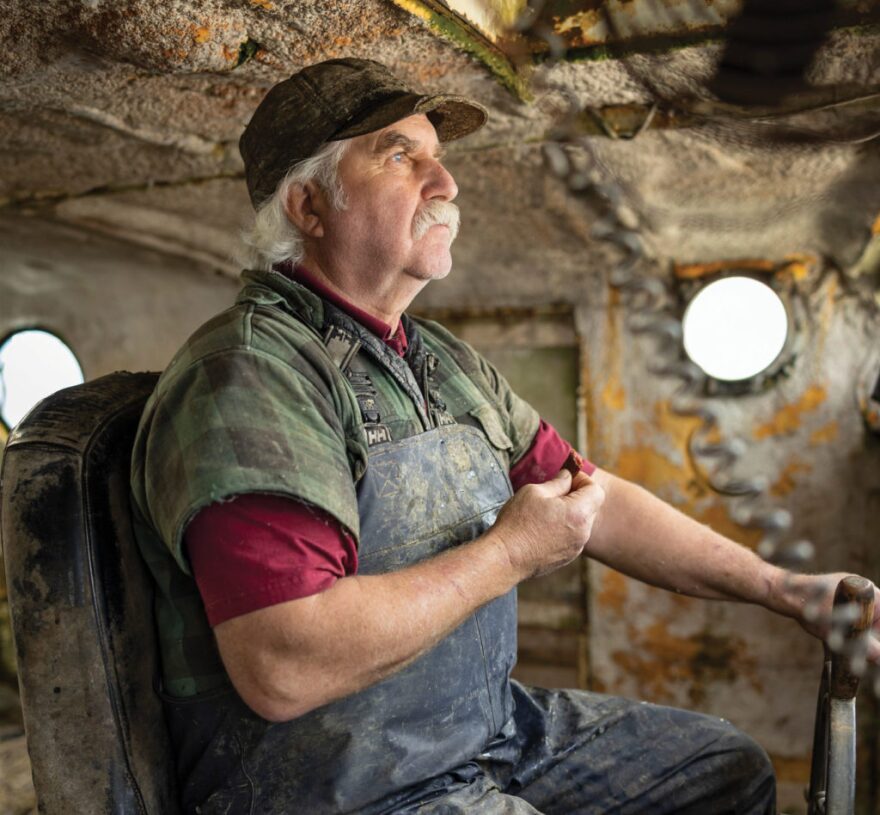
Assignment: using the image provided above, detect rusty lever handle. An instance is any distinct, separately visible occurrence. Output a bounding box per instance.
[808,575,875,815]
[829,575,874,701]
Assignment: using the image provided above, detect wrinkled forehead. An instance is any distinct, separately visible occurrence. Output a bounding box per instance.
[353,113,442,157]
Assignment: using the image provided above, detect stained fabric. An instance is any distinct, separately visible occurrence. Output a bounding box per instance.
[165,423,518,814]
[181,268,593,628]
[185,414,594,627]
[407,683,776,815]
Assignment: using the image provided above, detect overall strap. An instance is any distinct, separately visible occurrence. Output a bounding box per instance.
[320,304,441,434]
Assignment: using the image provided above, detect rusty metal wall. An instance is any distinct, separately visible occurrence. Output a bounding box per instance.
[420,277,880,813]
[577,272,880,814]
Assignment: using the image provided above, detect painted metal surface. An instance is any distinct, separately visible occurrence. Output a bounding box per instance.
[826,698,857,815]
[417,0,741,47]
[389,0,880,102]
[388,0,745,97]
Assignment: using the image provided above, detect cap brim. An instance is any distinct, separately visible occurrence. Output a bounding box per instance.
[331,92,487,143]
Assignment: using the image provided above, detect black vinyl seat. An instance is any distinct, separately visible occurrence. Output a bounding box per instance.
[1,371,180,814]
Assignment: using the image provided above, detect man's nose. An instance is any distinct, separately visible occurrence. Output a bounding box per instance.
[423,159,458,202]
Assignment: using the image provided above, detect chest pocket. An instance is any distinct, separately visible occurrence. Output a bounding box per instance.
[468,403,513,467]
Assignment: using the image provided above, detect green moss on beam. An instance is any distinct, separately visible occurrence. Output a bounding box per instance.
[389,0,531,101]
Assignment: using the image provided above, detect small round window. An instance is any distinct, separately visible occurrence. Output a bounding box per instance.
[0,329,84,430]
[682,276,789,382]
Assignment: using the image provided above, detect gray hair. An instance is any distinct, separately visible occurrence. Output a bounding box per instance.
[238,140,349,271]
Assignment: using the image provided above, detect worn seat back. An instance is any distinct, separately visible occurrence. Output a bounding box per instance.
[0,371,179,814]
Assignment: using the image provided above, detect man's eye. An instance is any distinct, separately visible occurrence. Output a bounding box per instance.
[391,151,409,164]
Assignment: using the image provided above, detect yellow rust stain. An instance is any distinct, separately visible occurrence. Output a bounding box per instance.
[753,385,827,439]
[612,621,761,706]
[768,753,811,783]
[587,283,624,461]
[769,457,813,498]
[614,446,690,499]
[163,47,189,62]
[391,0,433,22]
[778,253,818,282]
[811,276,839,357]
[555,9,603,36]
[864,402,880,427]
[193,26,212,43]
[249,0,274,8]
[651,399,701,445]
[597,569,628,615]
[701,425,722,445]
[810,421,839,446]
[613,401,707,506]
[674,255,817,283]
[601,378,626,411]
[668,592,695,610]
[674,259,776,280]
[590,675,607,693]
[610,400,766,547]
[695,503,763,549]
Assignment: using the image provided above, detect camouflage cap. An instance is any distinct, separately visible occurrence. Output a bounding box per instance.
[239,58,488,208]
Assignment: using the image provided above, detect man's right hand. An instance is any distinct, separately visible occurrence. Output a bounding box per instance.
[490,469,606,581]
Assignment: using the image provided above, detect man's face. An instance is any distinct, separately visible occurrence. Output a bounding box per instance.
[317,114,460,284]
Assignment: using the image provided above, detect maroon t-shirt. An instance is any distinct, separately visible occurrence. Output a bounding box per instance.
[186,265,596,626]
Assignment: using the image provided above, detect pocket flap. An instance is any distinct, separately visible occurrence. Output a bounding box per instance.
[468,404,513,451]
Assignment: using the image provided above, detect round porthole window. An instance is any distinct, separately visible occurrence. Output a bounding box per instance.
[682,276,789,383]
[0,329,84,430]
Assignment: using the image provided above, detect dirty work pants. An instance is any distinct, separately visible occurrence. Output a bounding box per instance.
[403,681,776,815]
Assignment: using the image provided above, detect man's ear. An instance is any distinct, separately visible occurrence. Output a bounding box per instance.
[284,181,325,238]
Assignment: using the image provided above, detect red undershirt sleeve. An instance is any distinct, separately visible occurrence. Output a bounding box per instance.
[185,493,358,627]
[509,418,596,491]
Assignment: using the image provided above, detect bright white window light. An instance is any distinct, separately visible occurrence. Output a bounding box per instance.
[0,329,84,429]
[682,277,788,382]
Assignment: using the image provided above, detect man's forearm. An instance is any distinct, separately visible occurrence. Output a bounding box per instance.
[584,470,880,665]
[588,468,783,607]
[215,529,519,721]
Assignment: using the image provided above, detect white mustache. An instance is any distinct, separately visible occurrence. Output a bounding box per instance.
[412,200,460,243]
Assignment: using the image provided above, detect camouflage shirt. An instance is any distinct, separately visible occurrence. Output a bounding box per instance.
[130,268,540,696]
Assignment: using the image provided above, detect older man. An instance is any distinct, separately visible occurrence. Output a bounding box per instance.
[131,59,874,815]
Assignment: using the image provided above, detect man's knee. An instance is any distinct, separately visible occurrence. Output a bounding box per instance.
[711,724,777,815]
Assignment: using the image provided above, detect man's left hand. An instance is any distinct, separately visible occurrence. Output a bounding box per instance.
[774,570,880,664]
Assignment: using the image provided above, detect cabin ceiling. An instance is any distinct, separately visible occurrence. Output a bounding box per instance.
[2,0,880,309]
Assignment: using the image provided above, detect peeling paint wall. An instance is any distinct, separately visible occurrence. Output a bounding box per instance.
[0,214,239,379]
[578,271,880,812]
[418,253,880,813]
